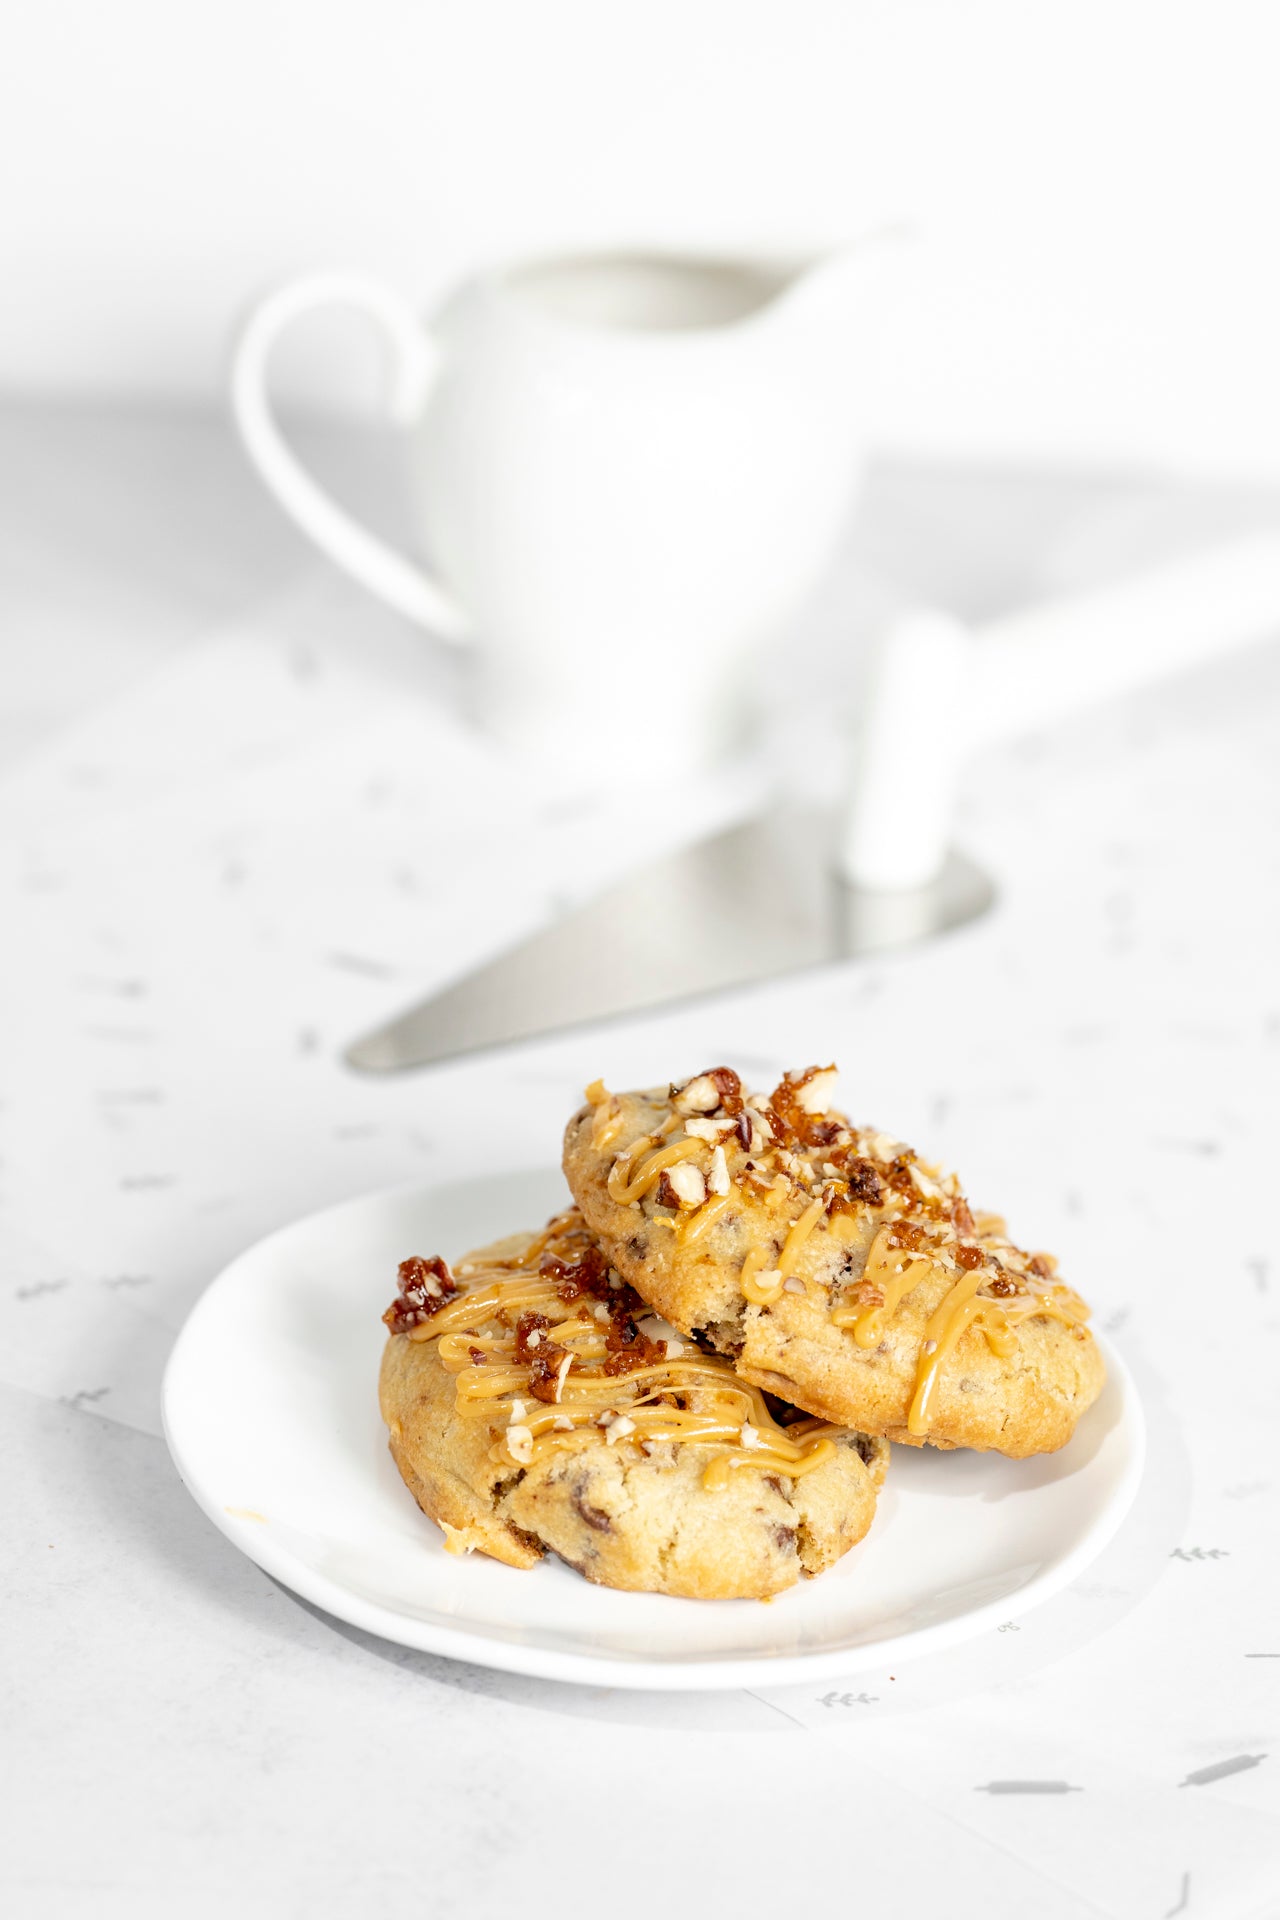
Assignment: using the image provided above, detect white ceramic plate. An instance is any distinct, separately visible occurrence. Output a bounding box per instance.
[163,1169,1145,1691]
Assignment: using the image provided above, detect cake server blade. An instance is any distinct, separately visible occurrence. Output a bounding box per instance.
[344,812,992,1073]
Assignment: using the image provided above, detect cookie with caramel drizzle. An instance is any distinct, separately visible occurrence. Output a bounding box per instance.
[379,1206,888,1598]
[563,1068,1105,1457]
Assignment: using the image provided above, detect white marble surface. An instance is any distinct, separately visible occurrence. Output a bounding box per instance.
[3,409,1279,1919]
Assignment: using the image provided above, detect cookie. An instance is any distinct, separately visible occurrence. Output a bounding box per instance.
[563,1067,1105,1457]
[378,1206,888,1599]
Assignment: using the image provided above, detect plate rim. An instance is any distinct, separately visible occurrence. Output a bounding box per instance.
[162,1177,1146,1692]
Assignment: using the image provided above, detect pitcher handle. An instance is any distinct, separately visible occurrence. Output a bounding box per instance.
[231,273,470,640]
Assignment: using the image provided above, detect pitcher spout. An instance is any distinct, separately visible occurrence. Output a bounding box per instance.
[765,222,908,327]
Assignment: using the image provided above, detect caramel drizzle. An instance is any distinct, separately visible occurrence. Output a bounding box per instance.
[591,1079,1091,1442]
[739,1197,827,1305]
[830,1224,933,1345]
[606,1118,740,1245]
[409,1214,839,1489]
[675,1190,734,1246]
[740,1245,784,1306]
[778,1196,825,1277]
[584,1079,626,1150]
[606,1128,689,1203]
[827,1221,1091,1435]
[907,1278,1090,1433]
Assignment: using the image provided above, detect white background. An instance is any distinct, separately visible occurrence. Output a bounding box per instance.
[5,0,1280,476]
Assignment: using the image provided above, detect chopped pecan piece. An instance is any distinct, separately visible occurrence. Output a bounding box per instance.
[769,1066,849,1149]
[382,1253,458,1332]
[669,1162,707,1208]
[885,1155,919,1198]
[746,1101,790,1148]
[514,1312,551,1362]
[602,1310,664,1375]
[955,1243,985,1271]
[655,1169,679,1210]
[825,1176,880,1219]
[544,1245,611,1300]
[655,1162,708,1210]
[704,1066,744,1113]
[515,1311,571,1401]
[952,1195,977,1237]
[671,1066,744,1116]
[528,1350,571,1402]
[840,1157,884,1206]
[767,1076,805,1140]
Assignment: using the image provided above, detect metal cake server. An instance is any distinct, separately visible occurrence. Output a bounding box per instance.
[346,526,1280,1072]
[345,811,992,1072]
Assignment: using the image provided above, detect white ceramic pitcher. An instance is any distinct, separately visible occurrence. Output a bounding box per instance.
[232,248,872,769]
